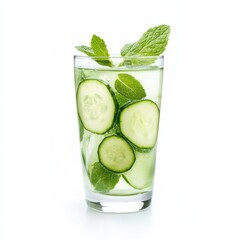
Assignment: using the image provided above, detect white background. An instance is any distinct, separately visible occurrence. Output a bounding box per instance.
[1,0,240,239]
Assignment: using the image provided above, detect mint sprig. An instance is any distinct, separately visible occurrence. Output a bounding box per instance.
[75,35,113,67]
[121,25,170,57]
[115,73,146,100]
[90,162,120,192]
[75,25,170,67]
[119,25,170,66]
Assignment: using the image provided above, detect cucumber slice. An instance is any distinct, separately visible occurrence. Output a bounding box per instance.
[76,79,117,134]
[98,136,135,173]
[123,150,156,190]
[119,100,160,148]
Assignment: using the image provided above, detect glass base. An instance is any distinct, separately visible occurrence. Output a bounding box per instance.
[86,191,152,213]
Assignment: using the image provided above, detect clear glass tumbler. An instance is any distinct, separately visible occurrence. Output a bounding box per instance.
[74,55,164,213]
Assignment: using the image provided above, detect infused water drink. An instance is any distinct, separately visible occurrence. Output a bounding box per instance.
[74,55,164,213]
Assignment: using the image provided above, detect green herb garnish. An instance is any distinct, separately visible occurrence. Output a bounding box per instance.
[75,24,170,66]
[115,73,146,100]
[76,35,113,67]
[121,25,170,57]
[90,162,120,192]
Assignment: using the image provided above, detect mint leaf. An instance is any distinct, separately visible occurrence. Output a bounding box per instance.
[90,162,120,192]
[90,35,113,67]
[75,35,113,67]
[121,25,170,57]
[75,45,95,56]
[115,73,146,100]
[91,35,110,57]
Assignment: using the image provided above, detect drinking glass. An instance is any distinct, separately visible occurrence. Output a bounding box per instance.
[74,55,164,213]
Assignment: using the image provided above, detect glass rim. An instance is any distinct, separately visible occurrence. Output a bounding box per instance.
[74,55,164,60]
